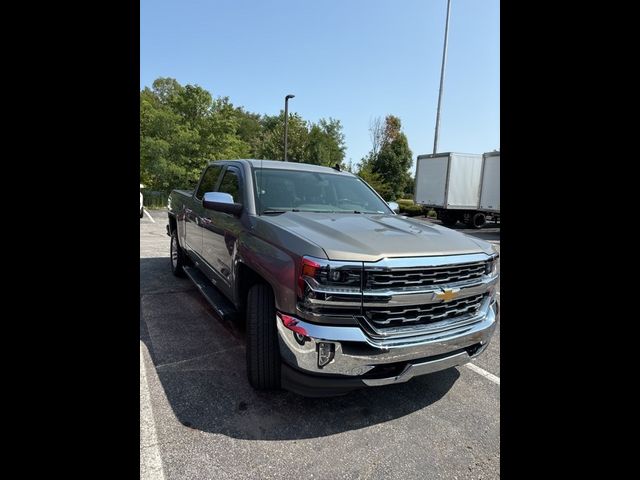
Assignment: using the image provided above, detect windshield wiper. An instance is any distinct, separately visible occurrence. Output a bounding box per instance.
[261,209,300,215]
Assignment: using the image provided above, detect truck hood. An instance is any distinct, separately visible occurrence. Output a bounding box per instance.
[260,212,494,262]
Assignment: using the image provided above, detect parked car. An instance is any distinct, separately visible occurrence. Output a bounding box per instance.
[167,160,499,396]
[140,184,144,218]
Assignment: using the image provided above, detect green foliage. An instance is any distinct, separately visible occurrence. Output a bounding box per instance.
[258,111,309,162]
[305,118,346,167]
[399,203,424,216]
[395,198,425,217]
[142,191,169,209]
[357,115,414,201]
[140,78,347,192]
[372,128,413,200]
[356,156,394,200]
[140,78,417,198]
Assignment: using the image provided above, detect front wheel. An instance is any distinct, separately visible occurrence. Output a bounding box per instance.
[246,283,281,390]
[170,230,186,277]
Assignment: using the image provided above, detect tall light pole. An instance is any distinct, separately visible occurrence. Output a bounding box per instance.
[284,94,295,161]
[433,0,452,154]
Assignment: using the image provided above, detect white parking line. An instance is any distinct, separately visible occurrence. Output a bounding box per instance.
[143,209,156,223]
[140,343,166,479]
[465,362,500,385]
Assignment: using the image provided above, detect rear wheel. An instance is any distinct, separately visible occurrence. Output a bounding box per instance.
[170,230,186,277]
[468,212,486,229]
[246,283,281,390]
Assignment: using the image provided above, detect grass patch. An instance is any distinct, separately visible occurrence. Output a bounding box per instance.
[143,191,169,209]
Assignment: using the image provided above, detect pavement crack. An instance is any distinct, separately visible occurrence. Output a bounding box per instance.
[155,346,243,370]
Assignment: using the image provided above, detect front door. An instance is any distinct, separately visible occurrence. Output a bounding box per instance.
[201,165,244,297]
[187,164,223,257]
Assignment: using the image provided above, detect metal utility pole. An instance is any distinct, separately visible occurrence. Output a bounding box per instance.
[433,0,452,154]
[284,94,295,161]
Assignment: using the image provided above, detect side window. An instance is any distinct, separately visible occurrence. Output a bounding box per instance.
[195,165,223,200]
[218,168,242,203]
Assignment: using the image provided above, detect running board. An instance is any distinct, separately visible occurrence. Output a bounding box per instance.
[183,266,238,322]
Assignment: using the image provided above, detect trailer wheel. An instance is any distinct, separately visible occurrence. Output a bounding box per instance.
[468,212,486,229]
[439,212,458,227]
[246,283,281,390]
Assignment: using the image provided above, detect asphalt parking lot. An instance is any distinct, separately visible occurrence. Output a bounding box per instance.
[140,209,500,479]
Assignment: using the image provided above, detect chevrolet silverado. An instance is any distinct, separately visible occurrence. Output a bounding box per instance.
[167,159,499,396]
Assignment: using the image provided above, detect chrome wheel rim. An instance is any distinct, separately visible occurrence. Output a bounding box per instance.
[171,235,178,269]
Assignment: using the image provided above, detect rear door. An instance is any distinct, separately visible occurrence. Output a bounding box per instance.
[415,155,448,207]
[479,154,500,211]
[187,164,223,256]
[446,153,483,208]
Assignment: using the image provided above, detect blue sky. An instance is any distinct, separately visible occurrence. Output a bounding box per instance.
[141,0,499,172]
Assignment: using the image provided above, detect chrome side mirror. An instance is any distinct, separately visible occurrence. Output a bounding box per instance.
[203,192,243,216]
[387,201,400,214]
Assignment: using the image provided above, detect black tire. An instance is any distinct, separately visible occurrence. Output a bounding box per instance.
[246,283,281,390]
[170,230,186,277]
[440,212,457,227]
[140,207,144,218]
[469,212,486,229]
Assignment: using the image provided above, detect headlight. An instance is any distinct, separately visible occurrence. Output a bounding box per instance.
[297,256,361,297]
[485,247,500,277]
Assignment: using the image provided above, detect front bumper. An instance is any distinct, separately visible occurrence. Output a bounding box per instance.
[278,298,498,396]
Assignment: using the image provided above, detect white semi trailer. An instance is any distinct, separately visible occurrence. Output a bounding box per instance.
[414,151,500,229]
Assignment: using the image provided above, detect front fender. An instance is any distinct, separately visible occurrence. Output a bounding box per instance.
[236,233,298,313]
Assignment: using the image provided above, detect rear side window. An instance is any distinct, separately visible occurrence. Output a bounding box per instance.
[195,164,223,200]
[218,168,242,203]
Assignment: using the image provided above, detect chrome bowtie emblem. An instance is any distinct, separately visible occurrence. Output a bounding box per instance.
[435,288,458,302]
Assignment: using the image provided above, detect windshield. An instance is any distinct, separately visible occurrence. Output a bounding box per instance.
[253,168,392,215]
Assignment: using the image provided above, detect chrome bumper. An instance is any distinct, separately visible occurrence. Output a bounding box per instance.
[277,297,498,386]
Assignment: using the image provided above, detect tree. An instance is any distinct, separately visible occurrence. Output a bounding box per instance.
[369,116,384,160]
[305,118,346,167]
[356,155,393,200]
[369,116,413,200]
[357,115,413,200]
[140,77,348,191]
[258,111,309,161]
[233,107,263,157]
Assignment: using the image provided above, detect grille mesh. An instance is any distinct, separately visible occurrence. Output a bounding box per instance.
[365,262,487,290]
[365,294,485,328]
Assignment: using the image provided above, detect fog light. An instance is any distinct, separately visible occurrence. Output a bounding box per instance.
[317,342,335,368]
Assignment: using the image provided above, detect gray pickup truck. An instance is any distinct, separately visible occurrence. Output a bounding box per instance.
[167,159,499,396]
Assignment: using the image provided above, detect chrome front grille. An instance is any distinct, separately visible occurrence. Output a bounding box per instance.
[365,261,487,290]
[365,294,486,328]
[296,253,497,336]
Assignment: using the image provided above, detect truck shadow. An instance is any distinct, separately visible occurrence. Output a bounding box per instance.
[141,257,460,441]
